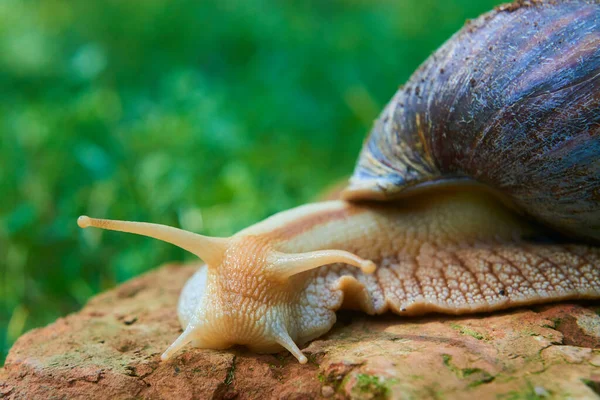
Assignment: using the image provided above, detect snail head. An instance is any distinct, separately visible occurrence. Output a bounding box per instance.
[77,215,375,363]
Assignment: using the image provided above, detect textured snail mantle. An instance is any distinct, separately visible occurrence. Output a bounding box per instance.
[78,0,600,364]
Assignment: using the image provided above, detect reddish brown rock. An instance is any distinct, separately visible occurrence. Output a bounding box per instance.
[1,263,599,399]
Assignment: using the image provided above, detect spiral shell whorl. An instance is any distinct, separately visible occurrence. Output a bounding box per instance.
[346,0,600,242]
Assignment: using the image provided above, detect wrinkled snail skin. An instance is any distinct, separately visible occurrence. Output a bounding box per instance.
[345,0,600,242]
[77,0,600,364]
[79,189,600,363]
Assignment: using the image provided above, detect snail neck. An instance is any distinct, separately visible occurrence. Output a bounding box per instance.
[239,187,535,261]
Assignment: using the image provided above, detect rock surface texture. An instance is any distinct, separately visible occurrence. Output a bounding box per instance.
[1,264,600,399]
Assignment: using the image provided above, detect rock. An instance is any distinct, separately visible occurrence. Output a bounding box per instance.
[1,263,599,399]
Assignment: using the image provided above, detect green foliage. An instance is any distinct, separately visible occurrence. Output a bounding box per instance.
[0,0,502,364]
[353,374,396,399]
[450,323,487,340]
[442,354,495,388]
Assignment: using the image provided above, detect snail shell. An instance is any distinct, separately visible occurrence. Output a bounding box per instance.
[344,0,600,242]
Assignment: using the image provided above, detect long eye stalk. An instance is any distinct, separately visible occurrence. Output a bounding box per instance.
[78,216,228,266]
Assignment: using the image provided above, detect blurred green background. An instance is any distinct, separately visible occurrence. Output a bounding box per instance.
[0,0,503,364]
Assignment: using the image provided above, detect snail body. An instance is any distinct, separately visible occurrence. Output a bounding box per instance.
[78,0,600,364]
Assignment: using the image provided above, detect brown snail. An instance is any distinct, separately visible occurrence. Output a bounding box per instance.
[78,0,600,364]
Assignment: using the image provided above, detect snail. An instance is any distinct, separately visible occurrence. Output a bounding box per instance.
[78,0,600,364]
